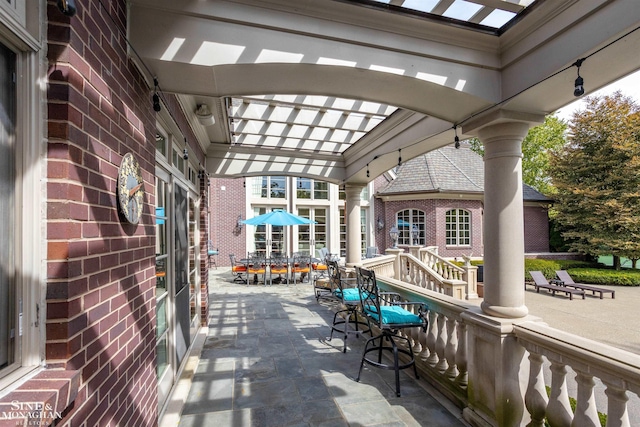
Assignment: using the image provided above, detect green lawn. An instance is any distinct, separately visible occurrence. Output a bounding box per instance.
[598,255,640,269]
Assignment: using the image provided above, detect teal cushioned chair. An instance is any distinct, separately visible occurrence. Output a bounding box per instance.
[355,266,428,397]
[327,260,371,353]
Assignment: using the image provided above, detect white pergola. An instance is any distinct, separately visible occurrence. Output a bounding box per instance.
[129,0,640,317]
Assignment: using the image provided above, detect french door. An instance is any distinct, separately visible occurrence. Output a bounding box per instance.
[296,207,327,257]
[251,207,284,257]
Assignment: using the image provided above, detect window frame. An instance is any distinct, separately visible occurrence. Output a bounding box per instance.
[445,208,471,247]
[395,209,425,246]
[0,22,45,390]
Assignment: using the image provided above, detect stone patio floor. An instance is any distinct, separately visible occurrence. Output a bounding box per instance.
[161,268,470,427]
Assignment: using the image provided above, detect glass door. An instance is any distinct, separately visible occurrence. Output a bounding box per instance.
[251,207,284,257]
[296,208,327,257]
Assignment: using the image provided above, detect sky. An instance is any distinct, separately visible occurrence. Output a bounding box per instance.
[555,69,640,121]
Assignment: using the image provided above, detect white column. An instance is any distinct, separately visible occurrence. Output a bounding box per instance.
[479,121,531,318]
[344,183,364,266]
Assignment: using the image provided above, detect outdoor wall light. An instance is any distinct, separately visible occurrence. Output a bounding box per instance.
[152,78,161,112]
[183,148,188,160]
[411,224,419,245]
[377,217,385,231]
[237,215,244,230]
[57,0,77,17]
[389,226,399,249]
[454,126,460,149]
[573,58,585,97]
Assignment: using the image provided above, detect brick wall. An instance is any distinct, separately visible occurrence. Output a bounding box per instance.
[380,199,484,258]
[209,177,246,266]
[524,205,550,253]
[45,1,168,425]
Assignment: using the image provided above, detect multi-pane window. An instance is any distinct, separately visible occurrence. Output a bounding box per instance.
[445,209,471,246]
[172,147,185,174]
[155,132,167,158]
[296,178,329,200]
[339,208,346,257]
[396,209,425,246]
[257,176,286,198]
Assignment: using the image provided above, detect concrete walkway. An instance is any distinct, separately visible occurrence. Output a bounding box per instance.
[163,268,469,427]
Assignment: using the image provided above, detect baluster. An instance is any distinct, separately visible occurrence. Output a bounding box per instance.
[418,319,429,361]
[444,317,458,380]
[454,320,467,387]
[426,311,438,366]
[435,313,448,372]
[525,352,548,427]
[571,372,600,427]
[603,382,630,427]
[546,361,573,427]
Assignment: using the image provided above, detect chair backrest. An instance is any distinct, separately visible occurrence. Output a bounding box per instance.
[555,270,575,285]
[270,254,288,269]
[356,267,383,327]
[229,254,238,265]
[529,271,550,286]
[293,254,311,270]
[327,260,345,291]
[365,246,378,258]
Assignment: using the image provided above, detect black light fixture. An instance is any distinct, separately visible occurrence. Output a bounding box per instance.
[57,0,77,17]
[366,163,369,178]
[454,125,460,149]
[397,149,402,167]
[183,147,188,160]
[152,78,161,112]
[573,58,585,97]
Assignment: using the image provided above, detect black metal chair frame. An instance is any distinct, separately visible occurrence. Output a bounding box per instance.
[290,254,311,284]
[268,255,289,285]
[355,266,428,397]
[327,260,371,353]
[229,254,247,284]
[247,254,267,285]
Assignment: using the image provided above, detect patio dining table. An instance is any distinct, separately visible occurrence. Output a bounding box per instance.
[239,256,319,285]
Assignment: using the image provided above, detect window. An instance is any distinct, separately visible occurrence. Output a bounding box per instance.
[396,209,425,246]
[172,147,185,174]
[155,131,167,158]
[256,176,286,199]
[0,40,16,377]
[0,35,42,386]
[446,209,471,246]
[296,178,329,200]
[155,177,169,379]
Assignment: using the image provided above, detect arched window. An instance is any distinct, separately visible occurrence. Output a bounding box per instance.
[395,209,425,246]
[445,209,471,246]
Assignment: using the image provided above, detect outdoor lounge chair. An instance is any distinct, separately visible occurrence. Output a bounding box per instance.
[355,267,428,397]
[528,271,585,300]
[555,270,615,299]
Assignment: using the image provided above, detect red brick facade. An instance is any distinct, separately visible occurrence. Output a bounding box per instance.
[208,178,247,267]
[42,1,208,425]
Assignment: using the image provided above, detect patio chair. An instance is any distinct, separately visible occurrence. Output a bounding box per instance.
[555,270,615,299]
[291,254,311,284]
[229,254,247,283]
[364,246,379,259]
[327,260,371,353]
[528,271,585,300]
[269,255,289,285]
[311,250,329,285]
[355,266,428,397]
[207,240,218,269]
[247,254,267,285]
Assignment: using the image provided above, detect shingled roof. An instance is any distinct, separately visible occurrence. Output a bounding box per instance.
[377,145,552,202]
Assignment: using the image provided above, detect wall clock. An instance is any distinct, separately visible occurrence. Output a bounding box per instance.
[117,152,144,224]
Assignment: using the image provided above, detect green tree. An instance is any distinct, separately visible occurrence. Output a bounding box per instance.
[468,115,567,195]
[550,92,640,269]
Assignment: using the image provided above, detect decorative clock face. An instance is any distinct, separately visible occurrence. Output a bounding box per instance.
[117,153,144,224]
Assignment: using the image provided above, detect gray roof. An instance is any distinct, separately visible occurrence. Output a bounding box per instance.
[378,145,552,202]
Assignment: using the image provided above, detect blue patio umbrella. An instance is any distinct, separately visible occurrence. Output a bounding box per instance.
[243,210,317,226]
